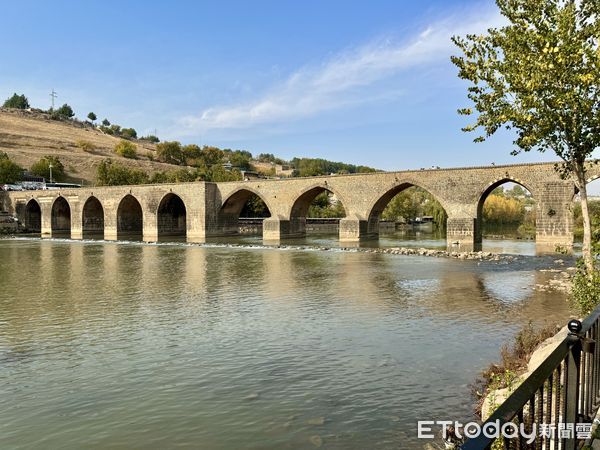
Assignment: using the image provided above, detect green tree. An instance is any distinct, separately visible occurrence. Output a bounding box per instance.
[87,112,97,123]
[452,0,600,272]
[227,149,252,170]
[54,103,74,119]
[30,155,65,182]
[182,144,202,163]
[0,153,23,183]
[102,118,110,126]
[96,159,148,186]
[150,168,199,183]
[121,127,137,139]
[3,93,29,109]
[140,134,160,143]
[156,141,185,165]
[198,146,224,168]
[114,140,138,159]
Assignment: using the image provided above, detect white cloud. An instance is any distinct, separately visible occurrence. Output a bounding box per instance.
[178,8,505,133]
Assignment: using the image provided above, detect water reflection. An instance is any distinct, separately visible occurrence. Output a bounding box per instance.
[0,238,574,449]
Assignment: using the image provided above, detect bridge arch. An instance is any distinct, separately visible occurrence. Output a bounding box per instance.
[117,194,143,238]
[23,199,41,233]
[288,184,348,236]
[51,196,71,236]
[82,196,104,237]
[366,182,448,237]
[218,188,272,236]
[157,193,186,237]
[475,178,536,248]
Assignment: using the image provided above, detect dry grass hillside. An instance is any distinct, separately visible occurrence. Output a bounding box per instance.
[0,108,185,184]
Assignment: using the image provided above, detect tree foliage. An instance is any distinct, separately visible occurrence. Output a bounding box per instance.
[382,187,447,227]
[30,155,65,182]
[452,0,600,271]
[96,159,148,186]
[483,194,526,224]
[3,93,29,109]
[0,153,23,184]
[120,127,137,139]
[291,157,377,177]
[54,103,74,119]
[307,192,347,218]
[87,112,97,122]
[156,141,186,165]
[114,139,137,159]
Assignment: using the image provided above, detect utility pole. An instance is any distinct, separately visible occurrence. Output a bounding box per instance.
[50,89,57,110]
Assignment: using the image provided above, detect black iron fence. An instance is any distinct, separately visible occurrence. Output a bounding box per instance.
[462,304,600,450]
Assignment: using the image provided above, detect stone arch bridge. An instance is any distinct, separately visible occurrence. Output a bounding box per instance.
[3,161,597,251]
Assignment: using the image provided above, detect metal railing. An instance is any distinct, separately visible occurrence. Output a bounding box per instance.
[462,304,600,450]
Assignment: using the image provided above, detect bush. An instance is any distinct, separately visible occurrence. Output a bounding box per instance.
[121,127,137,139]
[54,103,75,119]
[76,140,95,153]
[0,153,23,183]
[96,159,148,186]
[140,135,160,143]
[3,93,29,109]
[473,321,560,416]
[571,261,600,314]
[30,155,65,182]
[114,140,137,159]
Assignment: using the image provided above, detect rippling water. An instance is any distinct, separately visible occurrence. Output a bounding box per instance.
[0,237,574,449]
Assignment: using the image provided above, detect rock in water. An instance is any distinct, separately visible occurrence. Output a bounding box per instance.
[309,435,323,447]
[305,416,326,426]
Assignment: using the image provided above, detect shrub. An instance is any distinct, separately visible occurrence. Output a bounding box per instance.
[3,93,29,109]
[114,140,137,159]
[473,321,560,416]
[121,127,137,139]
[76,140,95,153]
[571,261,600,314]
[96,159,148,186]
[140,135,160,143]
[54,103,74,119]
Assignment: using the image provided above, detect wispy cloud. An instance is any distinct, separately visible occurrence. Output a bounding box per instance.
[178,8,504,133]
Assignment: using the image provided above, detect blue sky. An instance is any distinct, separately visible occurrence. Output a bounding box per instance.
[0,0,579,171]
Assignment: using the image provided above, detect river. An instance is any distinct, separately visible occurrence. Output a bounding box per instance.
[0,234,575,449]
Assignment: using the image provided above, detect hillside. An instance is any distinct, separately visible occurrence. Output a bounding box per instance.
[0,108,183,184]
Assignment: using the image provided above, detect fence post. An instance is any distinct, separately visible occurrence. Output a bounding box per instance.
[564,337,582,450]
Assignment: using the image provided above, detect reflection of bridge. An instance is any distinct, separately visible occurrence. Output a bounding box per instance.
[3,161,598,251]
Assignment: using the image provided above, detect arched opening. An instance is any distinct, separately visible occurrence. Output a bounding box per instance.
[82,196,104,238]
[23,199,41,233]
[476,179,535,252]
[157,193,186,237]
[117,194,143,238]
[218,189,271,236]
[289,186,347,236]
[367,184,447,244]
[51,196,71,237]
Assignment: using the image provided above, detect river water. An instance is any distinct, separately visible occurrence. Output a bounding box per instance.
[0,234,575,449]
